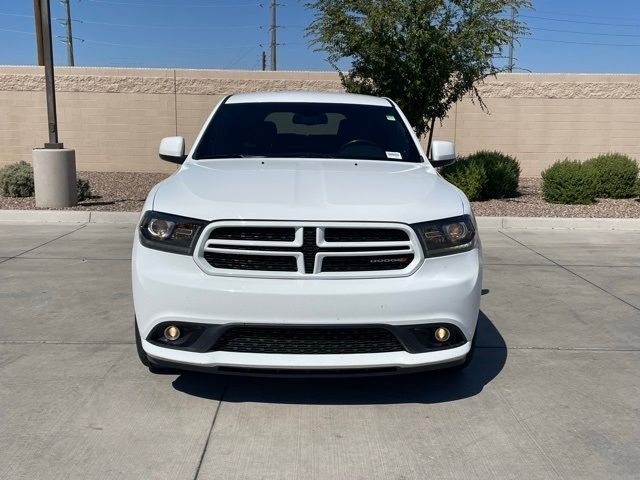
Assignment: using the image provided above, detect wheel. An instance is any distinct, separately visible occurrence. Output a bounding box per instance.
[135,319,181,374]
[449,328,477,372]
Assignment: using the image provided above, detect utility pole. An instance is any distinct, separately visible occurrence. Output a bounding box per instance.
[61,0,75,66]
[270,0,277,71]
[507,6,515,73]
[33,0,45,65]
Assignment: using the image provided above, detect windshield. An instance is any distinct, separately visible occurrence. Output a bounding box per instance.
[193,101,422,162]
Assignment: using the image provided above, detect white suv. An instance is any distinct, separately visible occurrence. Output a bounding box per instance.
[132,91,482,375]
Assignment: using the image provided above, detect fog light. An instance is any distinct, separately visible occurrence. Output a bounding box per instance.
[434,327,450,342]
[164,325,181,341]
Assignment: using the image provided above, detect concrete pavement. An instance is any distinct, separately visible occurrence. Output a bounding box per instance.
[0,223,638,479]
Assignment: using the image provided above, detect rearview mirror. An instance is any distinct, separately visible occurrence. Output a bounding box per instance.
[430,141,456,167]
[159,136,186,164]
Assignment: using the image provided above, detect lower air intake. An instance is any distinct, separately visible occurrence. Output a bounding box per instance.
[211,326,405,354]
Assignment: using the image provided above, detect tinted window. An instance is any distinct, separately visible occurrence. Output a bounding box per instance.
[193,102,422,163]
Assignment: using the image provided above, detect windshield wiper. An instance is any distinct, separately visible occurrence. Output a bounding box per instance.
[272,153,336,158]
[197,154,266,159]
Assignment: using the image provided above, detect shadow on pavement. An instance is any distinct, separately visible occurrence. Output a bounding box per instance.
[172,311,506,405]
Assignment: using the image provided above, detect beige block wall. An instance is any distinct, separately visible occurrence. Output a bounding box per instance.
[1,66,639,176]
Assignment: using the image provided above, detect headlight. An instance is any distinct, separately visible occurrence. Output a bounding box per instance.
[139,211,207,255]
[412,215,476,257]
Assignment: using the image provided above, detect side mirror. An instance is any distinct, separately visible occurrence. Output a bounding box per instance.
[429,140,456,167]
[159,136,186,164]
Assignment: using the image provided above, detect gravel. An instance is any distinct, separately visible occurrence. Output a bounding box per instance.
[0,173,638,218]
[0,172,168,212]
[471,178,640,218]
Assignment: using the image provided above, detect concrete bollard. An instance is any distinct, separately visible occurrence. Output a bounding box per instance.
[32,148,78,208]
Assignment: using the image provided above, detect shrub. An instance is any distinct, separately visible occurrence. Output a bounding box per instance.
[0,161,35,197]
[635,178,640,197]
[441,150,520,201]
[541,159,598,205]
[0,161,92,201]
[583,153,639,198]
[467,150,520,199]
[77,177,92,201]
[440,155,486,201]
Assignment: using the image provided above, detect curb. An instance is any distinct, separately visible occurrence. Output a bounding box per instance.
[0,210,639,229]
[0,210,139,224]
[475,217,640,230]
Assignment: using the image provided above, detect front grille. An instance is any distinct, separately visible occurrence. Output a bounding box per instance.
[204,252,298,272]
[211,326,405,354]
[198,222,420,277]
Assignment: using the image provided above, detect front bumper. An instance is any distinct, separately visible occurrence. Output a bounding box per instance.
[132,234,482,372]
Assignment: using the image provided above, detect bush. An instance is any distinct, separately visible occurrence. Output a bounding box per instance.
[635,178,640,197]
[440,155,486,201]
[441,150,520,200]
[77,177,92,201]
[0,161,35,197]
[542,160,598,205]
[583,153,639,198]
[469,151,520,199]
[0,161,91,201]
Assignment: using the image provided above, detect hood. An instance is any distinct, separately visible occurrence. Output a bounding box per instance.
[153,159,463,224]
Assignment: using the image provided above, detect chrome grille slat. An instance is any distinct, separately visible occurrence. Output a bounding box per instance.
[195,221,422,278]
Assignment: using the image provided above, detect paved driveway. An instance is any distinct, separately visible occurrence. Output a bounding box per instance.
[1,223,639,480]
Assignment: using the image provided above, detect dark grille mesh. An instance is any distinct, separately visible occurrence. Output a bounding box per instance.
[211,327,405,354]
[204,252,297,272]
[210,227,295,242]
[324,228,409,242]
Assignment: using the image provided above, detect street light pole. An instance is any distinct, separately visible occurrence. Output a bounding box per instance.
[33,0,44,66]
[32,0,78,208]
[39,0,62,148]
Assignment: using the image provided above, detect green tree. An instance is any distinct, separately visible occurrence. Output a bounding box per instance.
[306,0,530,142]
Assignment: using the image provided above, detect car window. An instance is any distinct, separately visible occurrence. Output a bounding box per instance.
[193,102,422,162]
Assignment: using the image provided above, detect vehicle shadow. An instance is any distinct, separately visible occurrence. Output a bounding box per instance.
[172,310,506,405]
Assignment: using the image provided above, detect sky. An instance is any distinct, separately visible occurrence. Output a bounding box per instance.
[1,0,639,72]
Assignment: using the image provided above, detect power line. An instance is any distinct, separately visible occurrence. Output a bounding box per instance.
[0,27,35,35]
[535,10,640,23]
[227,45,259,68]
[531,26,640,38]
[526,37,640,48]
[520,14,640,29]
[0,12,33,18]
[80,19,257,30]
[86,0,259,8]
[83,38,256,50]
[0,28,255,51]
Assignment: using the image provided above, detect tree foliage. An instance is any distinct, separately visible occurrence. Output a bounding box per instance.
[306,0,530,137]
